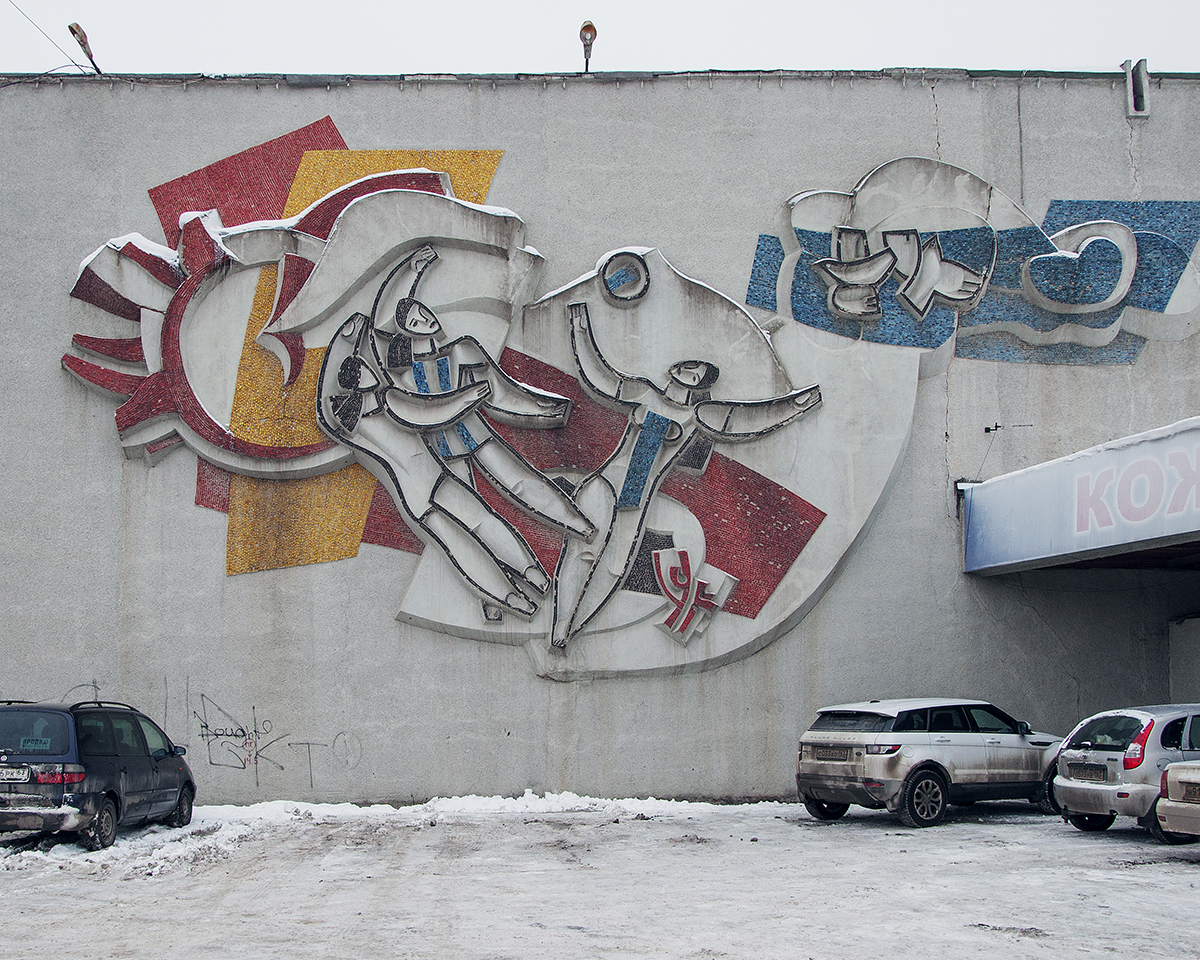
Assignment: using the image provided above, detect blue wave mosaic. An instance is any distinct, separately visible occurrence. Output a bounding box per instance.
[747,198,1200,365]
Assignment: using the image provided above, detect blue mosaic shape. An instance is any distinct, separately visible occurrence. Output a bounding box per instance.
[869,276,957,349]
[790,229,860,336]
[412,359,431,393]
[1025,238,1124,307]
[955,329,1146,365]
[605,266,640,294]
[616,411,674,509]
[746,234,784,311]
[931,226,996,276]
[1126,231,1193,312]
[991,225,1057,289]
[958,288,1122,334]
[789,228,956,348]
[1042,200,1200,253]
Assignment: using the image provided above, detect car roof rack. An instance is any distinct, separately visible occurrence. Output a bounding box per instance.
[69,700,137,711]
[0,699,35,705]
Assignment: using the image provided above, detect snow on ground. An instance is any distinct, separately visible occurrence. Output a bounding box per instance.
[2,793,1198,959]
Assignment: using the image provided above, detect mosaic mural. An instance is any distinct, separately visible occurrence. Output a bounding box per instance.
[748,158,1200,365]
[62,118,864,680]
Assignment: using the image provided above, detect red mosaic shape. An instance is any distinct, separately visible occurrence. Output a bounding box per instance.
[660,456,825,618]
[469,464,564,575]
[71,335,145,364]
[117,242,183,289]
[148,117,347,246]
[114,370,177,433]
[195,459,232,512]
[61,355,147,399]
[70,268,141,323]
[178,217,228,276]
[491,349,628,473]
[361,481,425,554]
[295,171,449,240]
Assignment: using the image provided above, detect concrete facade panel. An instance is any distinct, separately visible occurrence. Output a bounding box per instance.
[1,70,1198,803]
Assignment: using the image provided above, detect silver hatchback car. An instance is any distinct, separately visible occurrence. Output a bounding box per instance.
[1055,704,1200,843]
[796,698,1062,827]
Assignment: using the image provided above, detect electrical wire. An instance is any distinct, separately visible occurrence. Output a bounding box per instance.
[4,0,88,74]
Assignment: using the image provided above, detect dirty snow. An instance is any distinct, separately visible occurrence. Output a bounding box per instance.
[2,793,1197,959]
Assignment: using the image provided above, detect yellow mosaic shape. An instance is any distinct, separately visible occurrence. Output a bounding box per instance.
[226,465,381,575]
[285,150,504,213]
[225,149,503,574]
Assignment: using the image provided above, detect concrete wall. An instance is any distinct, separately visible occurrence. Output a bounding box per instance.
[2,69,1199,803]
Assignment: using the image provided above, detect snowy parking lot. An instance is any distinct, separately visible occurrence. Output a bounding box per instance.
[2,793,1197,959]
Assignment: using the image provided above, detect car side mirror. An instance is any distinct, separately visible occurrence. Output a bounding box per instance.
[1017,721,1032,736]
[173,745,187,757]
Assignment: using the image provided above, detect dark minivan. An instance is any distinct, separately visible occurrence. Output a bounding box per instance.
[0,700,195,849]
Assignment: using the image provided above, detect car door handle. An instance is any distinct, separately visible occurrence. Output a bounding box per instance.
[934,737,952,743]
[986,739,1002,745]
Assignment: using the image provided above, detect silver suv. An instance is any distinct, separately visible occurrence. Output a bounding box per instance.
[1055,704,1200,844]
[796,698,1062,827]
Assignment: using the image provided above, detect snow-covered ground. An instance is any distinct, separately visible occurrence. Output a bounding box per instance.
[2,793,1197,959]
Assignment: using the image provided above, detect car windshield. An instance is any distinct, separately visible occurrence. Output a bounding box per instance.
[1066,714,1147,751]
[810,711,894,733]
[0,710,71,756]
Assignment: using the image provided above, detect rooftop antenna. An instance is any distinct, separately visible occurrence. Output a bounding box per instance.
[580,21,596,74]
[68,22,101,74]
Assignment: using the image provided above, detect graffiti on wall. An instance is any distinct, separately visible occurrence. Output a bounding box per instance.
[747,157,1200,365]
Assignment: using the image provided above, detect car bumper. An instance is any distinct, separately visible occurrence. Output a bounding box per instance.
[1156,799,1200,837]
[796,774,902,810]
[0,793,99,834]
[1054,776,1157,819]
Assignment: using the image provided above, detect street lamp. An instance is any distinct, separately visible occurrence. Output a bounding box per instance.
[580,21,596,74]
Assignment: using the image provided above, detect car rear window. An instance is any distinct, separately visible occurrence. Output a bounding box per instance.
[810,711,894,733]
[0,710,71,756]
[1066,714,1148,751]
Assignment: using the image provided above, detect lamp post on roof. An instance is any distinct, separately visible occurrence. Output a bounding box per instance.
[68,23,101,74]
[580,21,596,74]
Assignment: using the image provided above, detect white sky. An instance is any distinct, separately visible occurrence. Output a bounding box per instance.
[2,0,1198,77]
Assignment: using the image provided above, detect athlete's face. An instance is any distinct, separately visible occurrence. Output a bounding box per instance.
[668,360,717,389]
[399,300,442,337]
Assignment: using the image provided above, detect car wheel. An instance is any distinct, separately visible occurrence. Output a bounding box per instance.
[1036,770,1060,815]
[165,786,194,828]
[899,769,947,827]
[80,798,117,850]
[1146,799,1200,845]
[803,798,850,821]
[1067,812,1115,832]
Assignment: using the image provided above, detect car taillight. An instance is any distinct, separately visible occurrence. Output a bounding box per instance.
[1124,719,1154,770]
[34,763,85,784]
[1162,769,1170,798]
[866,744,901,755]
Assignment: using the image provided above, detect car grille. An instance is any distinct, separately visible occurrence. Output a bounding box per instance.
[1067,762,1108,783]
[812,745,850,762]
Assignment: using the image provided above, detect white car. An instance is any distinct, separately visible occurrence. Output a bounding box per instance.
[795,698,1062,827]
[1156,761,1200,839]
[1055,704,1200,843]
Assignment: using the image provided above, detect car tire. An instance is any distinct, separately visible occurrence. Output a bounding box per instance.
[1036,770,1060,815]
[165,786,194,828]
[1067,812,1115,832]
[899,769,947,827]
[81,798,117,850]
[803,798,850,821]
[1146,799,1200,845]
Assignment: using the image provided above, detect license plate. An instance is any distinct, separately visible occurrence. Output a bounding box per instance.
[814,746,849,762]
[1184,782,1200,802]
[0,766,29,782]
[1068,763,1107,782]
